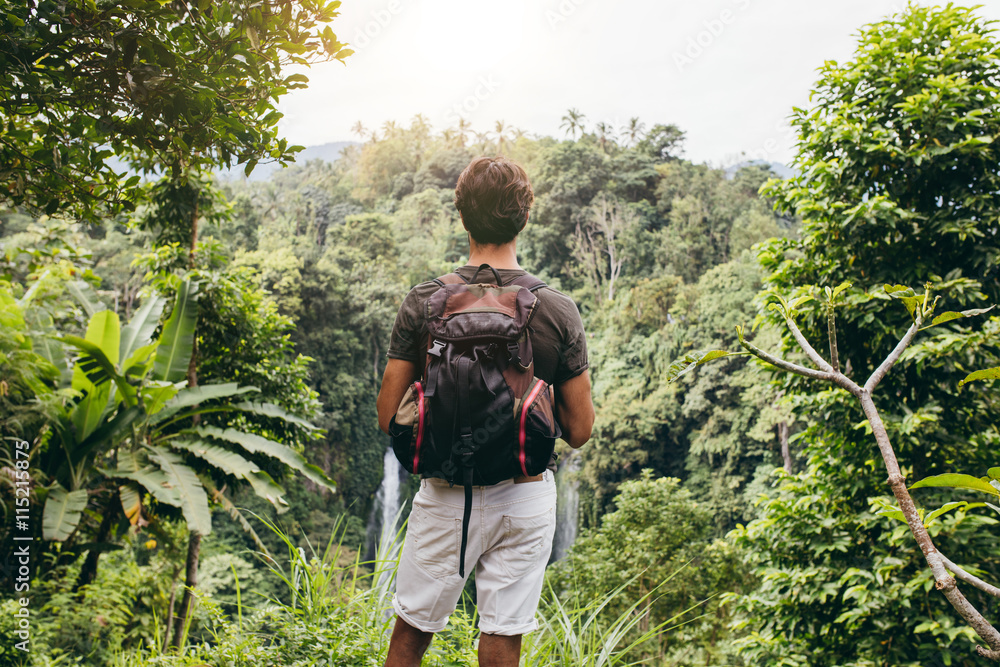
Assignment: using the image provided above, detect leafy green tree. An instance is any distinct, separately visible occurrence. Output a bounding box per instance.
[719,5,1000,663]
[549,471,750,665]
[0,0,351,220]
[580,254,789,528]
[636,124,685,162]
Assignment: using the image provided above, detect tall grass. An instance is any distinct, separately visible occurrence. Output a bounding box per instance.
[114,511,700,666]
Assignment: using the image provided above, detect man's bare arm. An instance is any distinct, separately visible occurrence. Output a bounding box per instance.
[555,370,594,449]
[377,358,419,434]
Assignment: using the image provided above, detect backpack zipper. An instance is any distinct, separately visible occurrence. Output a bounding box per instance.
[414,381,426,472]
[518,380,546,476]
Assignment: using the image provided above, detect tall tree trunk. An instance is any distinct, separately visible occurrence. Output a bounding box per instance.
[779,420,792,473]
[171,531,202,649]
[162,570,178,652]
[73,495,118,592]
[188,189,199,269]
[172,179,203,649]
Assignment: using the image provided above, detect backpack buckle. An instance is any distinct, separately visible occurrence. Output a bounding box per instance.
[508,340,531,372]
[507,342,521,367]
[428,339,446,357]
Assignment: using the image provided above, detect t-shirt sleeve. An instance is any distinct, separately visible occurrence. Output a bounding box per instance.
[554,303,589,385]
[387,288,424,362]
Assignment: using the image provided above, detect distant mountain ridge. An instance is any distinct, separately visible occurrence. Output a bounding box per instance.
[219,141,357,181]
[723,159,795,180]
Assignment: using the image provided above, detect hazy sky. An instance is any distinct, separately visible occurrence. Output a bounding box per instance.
[277,0,1000,167]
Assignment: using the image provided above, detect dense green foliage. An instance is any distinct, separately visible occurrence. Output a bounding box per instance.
[3,2,1000,665]
[729,5,1000,665]
[0,0,351,220]
[550,472,750,664]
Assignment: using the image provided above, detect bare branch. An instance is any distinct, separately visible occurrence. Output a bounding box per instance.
[827,306,840,373]
[865,318,922,394]
[940,553,1000,599]
[858,392,1000,657]
[738,336,834,382]
[979,647,1000,660]
[784,314,834,373]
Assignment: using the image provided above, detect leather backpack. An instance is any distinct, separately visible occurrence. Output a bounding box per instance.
[388,264,561,577]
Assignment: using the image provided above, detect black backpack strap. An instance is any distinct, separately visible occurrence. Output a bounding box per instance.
[507,274,547,292]
[469,263,503,286]
[455,356,477,579]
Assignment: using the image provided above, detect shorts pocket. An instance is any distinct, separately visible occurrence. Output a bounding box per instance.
[501,506,556,579]
[410,504,462,579]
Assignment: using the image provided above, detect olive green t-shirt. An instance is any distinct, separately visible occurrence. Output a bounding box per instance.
[386,265,589,387]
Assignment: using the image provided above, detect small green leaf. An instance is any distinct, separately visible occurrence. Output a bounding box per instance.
[884,284,920,319]
[958,367,1000,387]
[666,350,740,383]
[987,467,1000,481]
[246,25,260,49]
[924,501,968,526]
[910,473,999,496]
[873,498,907,524]
[789,295,815,310]
[922,306,995,330]
[831,281,852,300]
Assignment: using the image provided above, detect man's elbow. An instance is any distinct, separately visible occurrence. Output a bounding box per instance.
[376,399,394,435]
[564,416,594,449]
[376,392,393,435]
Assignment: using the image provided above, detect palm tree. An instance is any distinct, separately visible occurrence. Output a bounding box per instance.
[441,128,460,147]
[494,119,513,154]
[473,130,493,154]
[594,121,616,153]
[622,117,646,147]
[560,108,587,140]
[410,113,431,154]
[455,117,473,147]
[350,120,368,140]
[44,280,334,646]
[410,113,431,135]
[381,119,399,138]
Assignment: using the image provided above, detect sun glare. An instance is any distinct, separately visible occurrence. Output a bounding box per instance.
[416,0,528,73]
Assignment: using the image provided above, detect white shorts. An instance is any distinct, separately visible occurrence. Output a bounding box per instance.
[392,470,557,636]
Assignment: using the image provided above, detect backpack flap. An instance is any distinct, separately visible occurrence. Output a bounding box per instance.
[425,282,539,343]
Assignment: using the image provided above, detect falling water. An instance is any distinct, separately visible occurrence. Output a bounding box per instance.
[377,446,403,551]
[366,446,406,570]
[551,451,582,561]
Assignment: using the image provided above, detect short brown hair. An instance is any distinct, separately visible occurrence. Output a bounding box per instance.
[454,157,534,245]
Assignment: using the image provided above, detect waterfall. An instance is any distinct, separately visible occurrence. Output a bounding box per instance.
[551,451,582,561]
[378,446,403,552]
[366,446,406,567]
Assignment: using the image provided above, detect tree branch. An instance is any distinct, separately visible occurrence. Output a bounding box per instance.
[738,336,834,382]
[783,314,834,373]
[864,317,922,394]
[858,391,1000,658]
[827,306,840,373]
[940,553,1000,599]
